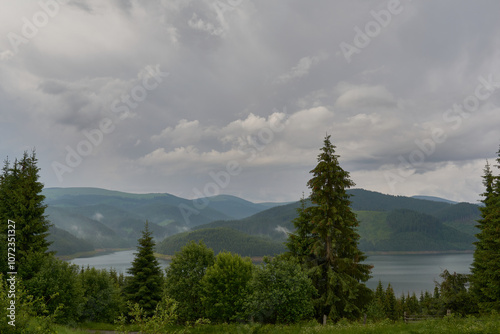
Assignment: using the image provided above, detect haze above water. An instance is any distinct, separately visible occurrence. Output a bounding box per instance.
[68,251,473,296]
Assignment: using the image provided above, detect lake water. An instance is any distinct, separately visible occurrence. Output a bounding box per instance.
[68,251,473,295]
[364,253,473,295]
[68,250,171,275]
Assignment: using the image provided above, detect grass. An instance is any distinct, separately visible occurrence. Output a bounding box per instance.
[60,315,499,334]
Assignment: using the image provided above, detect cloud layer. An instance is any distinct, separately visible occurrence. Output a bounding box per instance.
[1,0,499,203]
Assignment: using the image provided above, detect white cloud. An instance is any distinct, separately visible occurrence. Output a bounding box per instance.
[274,54,327,84]
[334,84,397,110]
[188,13,224,36]
[275,225,292,237]
[92,212,104,222]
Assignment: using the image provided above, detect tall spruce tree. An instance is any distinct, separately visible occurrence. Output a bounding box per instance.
[287,135,372,322]
[0,151,52,280]
[125,221,164,316]
[471,146,500,312]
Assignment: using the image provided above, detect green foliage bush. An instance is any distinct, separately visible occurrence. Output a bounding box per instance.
[437,269,478,316]
[0,273,59,333]
[24,255,85,324]
[79,267,125,323]
[201,251,254,322]
[165,240,215,323]
[115,296,178,334]
[244,255,315,324]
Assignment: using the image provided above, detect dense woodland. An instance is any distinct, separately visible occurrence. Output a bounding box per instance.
[1,139,499,333]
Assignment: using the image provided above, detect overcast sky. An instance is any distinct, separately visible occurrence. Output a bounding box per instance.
[1,0,499,203]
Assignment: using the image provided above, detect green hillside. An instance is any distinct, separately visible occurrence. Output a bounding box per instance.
[192,201,301,239]
[43,187,480,256]
[43,187,265,255]
[156,227,286,257]
[44,190,232,227]
[191,190,480,253]
[347,189,454,214]
[47,226,94,256]
[45,206,130,249]
[43,187,167,200]
[434,202,481,236]
[201,194,276,219]
[360,209,476,251]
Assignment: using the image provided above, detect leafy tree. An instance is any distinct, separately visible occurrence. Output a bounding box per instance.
[79,267,125,322]
[116,295,178,334]
[287,135,372,322]
[0,151,52,279]
[124,221,164,316]
[471,148,500,313]
[164,240,215,322]
[245,255,315,324]
[438,269,477,316]
[201,251,253,322]
[24,255,85,324]
[0,273,60,333]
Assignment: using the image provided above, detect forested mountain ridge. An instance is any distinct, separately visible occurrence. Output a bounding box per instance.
[43,187,480,256]
[156,227,286,257]
[188,189,480,254]
[42,187,285,255]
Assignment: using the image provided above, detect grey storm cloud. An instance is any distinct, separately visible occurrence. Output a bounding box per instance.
[0,0,499,203]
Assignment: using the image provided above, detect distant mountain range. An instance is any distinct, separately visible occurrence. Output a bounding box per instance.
[43,187,481,257]
[411,195,458,204]
[43,187,284,254]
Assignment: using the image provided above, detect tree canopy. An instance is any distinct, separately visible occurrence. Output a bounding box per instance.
[124,221,164,316]
[165,240,215,322]
[471,146,500,312]
[0,150,52,280]
[287,135,372,322]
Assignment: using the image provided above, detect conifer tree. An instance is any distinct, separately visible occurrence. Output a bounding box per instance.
[471,146,500,312]
[287,135,372,322]
[125,221,164,316]
[384,283,397,320]
[0,151,52,279]
[374,280,385,302]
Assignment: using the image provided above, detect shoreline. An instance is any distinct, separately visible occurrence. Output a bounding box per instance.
[60,249,474,261]
[365,250,474,256]
[57,248,135,261]
[154,252,266,262]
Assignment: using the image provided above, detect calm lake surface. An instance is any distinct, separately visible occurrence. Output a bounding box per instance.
[68,250,473,295]
[68,250,171,275]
